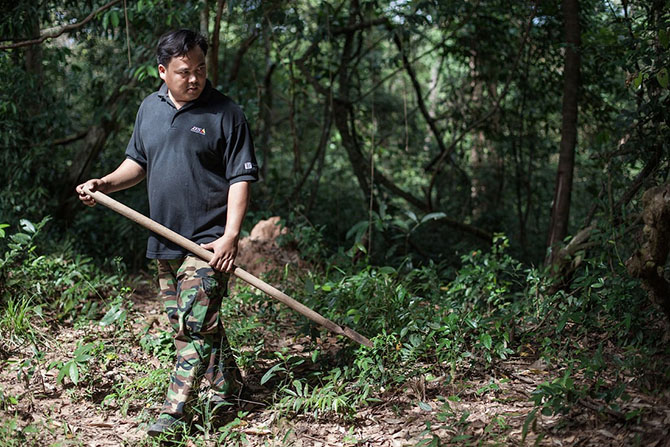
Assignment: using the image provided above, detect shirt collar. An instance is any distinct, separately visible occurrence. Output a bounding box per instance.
[157,82,169,99]
[157,80,213,108]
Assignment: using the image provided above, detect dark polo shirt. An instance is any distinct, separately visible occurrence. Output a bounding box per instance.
[125,80,258,259]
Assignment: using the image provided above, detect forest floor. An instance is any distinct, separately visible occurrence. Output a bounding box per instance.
[1,220,670,446]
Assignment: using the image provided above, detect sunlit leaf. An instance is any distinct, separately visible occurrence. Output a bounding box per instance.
[19,219,35,233]
[261,363,285,385]
[56,364,68,384]
[420,212,446,224]
[480,333,493,350]
[69,362,79,385]
[418,401,432,411]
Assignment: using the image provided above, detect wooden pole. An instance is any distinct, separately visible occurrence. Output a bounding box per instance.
[82,187,373,348]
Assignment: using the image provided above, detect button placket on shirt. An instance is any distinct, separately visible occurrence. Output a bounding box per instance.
[170,101,198,129]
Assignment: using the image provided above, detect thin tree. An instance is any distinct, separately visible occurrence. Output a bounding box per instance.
[546,0,581,265]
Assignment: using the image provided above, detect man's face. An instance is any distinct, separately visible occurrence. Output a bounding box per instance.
[158,46,206,107]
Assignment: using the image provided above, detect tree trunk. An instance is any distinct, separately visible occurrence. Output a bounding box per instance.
[24,13,43,85]
[468,50,488,221]
[199,0,209,39]
[334,0,372,201]
[626,184,670,321]
[392,31,447,210]
[209,0,225,86]
[259,32,275,180]
[288,62,301,176]
[546,0,581,265]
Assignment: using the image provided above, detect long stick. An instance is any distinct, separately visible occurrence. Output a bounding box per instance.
[82,187,373,348]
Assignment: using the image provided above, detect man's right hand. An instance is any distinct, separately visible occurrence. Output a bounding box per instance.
[76,179,107,207]
[74,159,147,207]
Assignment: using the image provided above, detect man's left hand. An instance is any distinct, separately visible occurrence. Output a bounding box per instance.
[201,234,239,273]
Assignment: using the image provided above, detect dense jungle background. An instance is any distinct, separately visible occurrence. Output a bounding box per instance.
[1,0,670,445]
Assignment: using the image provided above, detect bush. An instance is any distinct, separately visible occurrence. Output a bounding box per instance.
[0,218,126,351]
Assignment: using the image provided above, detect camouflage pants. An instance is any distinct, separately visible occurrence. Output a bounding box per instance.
[157,256,242,416]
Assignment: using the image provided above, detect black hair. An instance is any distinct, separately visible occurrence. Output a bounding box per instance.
[156,29,208,67]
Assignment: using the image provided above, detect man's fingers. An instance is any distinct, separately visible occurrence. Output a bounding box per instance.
[208,254,235,273]
[76,182,101,207]
[79,194,96,207]
[209,255,224,271]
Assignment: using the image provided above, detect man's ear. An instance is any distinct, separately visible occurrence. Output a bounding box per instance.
[158,64,167,81]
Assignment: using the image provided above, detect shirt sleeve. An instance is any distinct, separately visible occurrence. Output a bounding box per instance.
[224,116,259,184]
[124,104,147,171]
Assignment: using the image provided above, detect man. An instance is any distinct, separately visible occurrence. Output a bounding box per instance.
[76,29,258,436]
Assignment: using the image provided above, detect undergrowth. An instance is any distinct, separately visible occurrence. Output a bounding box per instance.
[0,218,126,348]
[251,224,670,442]
[1,217,669,445]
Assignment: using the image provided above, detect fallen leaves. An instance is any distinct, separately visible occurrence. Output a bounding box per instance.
[2,274,670,447]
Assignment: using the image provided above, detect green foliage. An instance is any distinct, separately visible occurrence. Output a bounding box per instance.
[49,342,97,386]
[99,290,131,330]
[277,216,330,264]
[259,349,375,420]
[0,295,43,350]
[102,363,170,416]
[260,348,307,388]
[413,395,489,446]
[215,411,250,445]
[278,377,355,418]
[298,234,523,389]
[0,218,125,326]
[0,415,41,447]
[139,329,175,365]
[530,369,581,416]
[221,285,272,369]
[12,348,45,390]
[0,387,18,412]
[447,234,523,312]
[267,218,669,431]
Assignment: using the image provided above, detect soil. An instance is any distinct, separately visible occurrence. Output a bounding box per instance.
[1,217,669,446]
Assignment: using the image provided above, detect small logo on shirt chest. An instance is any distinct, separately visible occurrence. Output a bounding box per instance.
[190,126,206,135]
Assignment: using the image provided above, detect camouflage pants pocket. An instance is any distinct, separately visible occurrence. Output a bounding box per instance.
[175,257,223,337]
